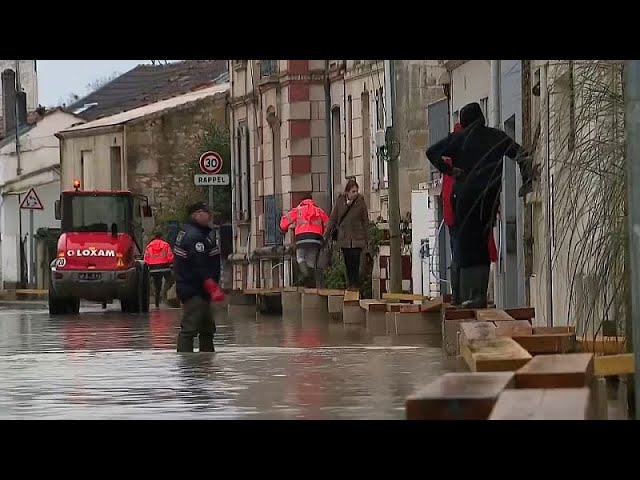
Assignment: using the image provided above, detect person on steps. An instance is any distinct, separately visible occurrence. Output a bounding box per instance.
[426,102,533,309]
[173,202,224,353]
[441,123,499,306]
[324,179,371,292]
[144,230,175,308]
[280,194,329,288]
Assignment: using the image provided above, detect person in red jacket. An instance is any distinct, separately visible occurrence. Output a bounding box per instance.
[442,123,498,305]
[280,194,329,287]
[144,231,175,308]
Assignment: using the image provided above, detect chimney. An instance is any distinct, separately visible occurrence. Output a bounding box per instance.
[1,69,17,134]
[16,90,27,126]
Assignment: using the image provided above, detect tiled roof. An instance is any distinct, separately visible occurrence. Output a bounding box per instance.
[66,60,228,122]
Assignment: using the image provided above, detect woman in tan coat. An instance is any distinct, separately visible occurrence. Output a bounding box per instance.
[324,179,370,290]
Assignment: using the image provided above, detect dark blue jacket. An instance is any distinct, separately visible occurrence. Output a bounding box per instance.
[173,220,220,302]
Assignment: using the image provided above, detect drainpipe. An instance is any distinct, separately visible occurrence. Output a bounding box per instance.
[540,64,554,327]
[325,60,333,210]
[15,60,22,177]
[490,60,502,306]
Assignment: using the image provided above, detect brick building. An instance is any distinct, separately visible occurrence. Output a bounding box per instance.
[228,60,447,295]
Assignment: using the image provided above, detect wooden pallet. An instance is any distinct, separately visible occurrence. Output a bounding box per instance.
[382,293,429,302]
[593,354,634,376]
[489,388,591,420]
[406,372,515,420]
[514,353,594,389]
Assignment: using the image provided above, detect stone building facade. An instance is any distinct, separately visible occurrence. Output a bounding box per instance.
[57,84,229,245]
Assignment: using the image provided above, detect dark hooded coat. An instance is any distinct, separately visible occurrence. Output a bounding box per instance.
[426,102,531,268]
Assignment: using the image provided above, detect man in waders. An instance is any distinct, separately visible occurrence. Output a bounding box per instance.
[173,202,224,353]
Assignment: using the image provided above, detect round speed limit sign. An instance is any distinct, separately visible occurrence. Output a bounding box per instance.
[199,151,223,175]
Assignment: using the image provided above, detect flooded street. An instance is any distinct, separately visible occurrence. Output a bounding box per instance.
[0,303,457,419]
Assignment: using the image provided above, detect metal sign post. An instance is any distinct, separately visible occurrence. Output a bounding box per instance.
[20,187,44,286]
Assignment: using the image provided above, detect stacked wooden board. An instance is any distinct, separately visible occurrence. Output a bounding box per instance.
[406,353,596,420]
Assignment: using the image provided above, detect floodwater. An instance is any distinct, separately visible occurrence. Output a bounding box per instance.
[0,303,459,419]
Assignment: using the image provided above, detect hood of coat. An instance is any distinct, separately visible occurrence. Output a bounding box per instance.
[460,102,485,128]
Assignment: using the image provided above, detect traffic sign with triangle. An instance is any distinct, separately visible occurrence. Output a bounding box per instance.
[20,188,44,210]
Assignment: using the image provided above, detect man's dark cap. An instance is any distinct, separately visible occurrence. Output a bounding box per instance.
[187,201,212,216]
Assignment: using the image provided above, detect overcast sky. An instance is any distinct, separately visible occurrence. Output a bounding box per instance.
[37,60,179,107]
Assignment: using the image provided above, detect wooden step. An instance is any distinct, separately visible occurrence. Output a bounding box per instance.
[514,353,594,389]
[420,296,443,313]
[406,372,515,420]
[488,388,591,420]
[460,322,496,345]
[504,307,536,321]
[512,333,576,354]
[386,302,422,313]
[443,318,481,356]
[577,336,626,355]
[317,289,345,297]
[359,299,388,312]
[475,309,515,322]
[445,309,477,320]
[382,293,428,302]
[462,336,532,372]
[513,334,576,354]
[533,326,576,334]
[343,290,360,302]
[494,320,533,337]
[593,354,634,376]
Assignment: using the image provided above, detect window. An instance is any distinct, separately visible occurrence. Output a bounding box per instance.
[480,97,489,123]
[373,87,388,189]
[532,68,541,139]
[63,194,128,234]
[375,87,385,131]
[80,150,92,189]
[110,146,121,190]
[236,122,251,220]
[260,60,278,77]
[331,107,342,191]
[347,95,353,163]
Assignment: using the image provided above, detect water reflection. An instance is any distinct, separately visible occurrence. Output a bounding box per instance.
[0,304,455,419]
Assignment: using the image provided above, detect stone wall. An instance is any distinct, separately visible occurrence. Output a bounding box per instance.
[125,93,227,235]
[394,60,447,217]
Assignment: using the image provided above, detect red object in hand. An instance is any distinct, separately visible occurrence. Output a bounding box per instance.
[203,279,225,303]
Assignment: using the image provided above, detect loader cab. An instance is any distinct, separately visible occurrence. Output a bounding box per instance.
[55,180,152,254]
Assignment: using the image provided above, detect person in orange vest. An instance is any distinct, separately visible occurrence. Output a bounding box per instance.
[280,194,329,287]
[144,230,175,308]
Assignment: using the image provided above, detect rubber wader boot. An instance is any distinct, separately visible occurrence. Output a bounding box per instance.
[460,265,490,309]
[177,334,194,353]
[199,335,215,352]
[297,262,310,286]
[450,265,461,306]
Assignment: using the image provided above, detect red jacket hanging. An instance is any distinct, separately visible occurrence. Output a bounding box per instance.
[441,122,498,263]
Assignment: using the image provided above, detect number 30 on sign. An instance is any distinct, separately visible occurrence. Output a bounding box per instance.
[199,151,223,175]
